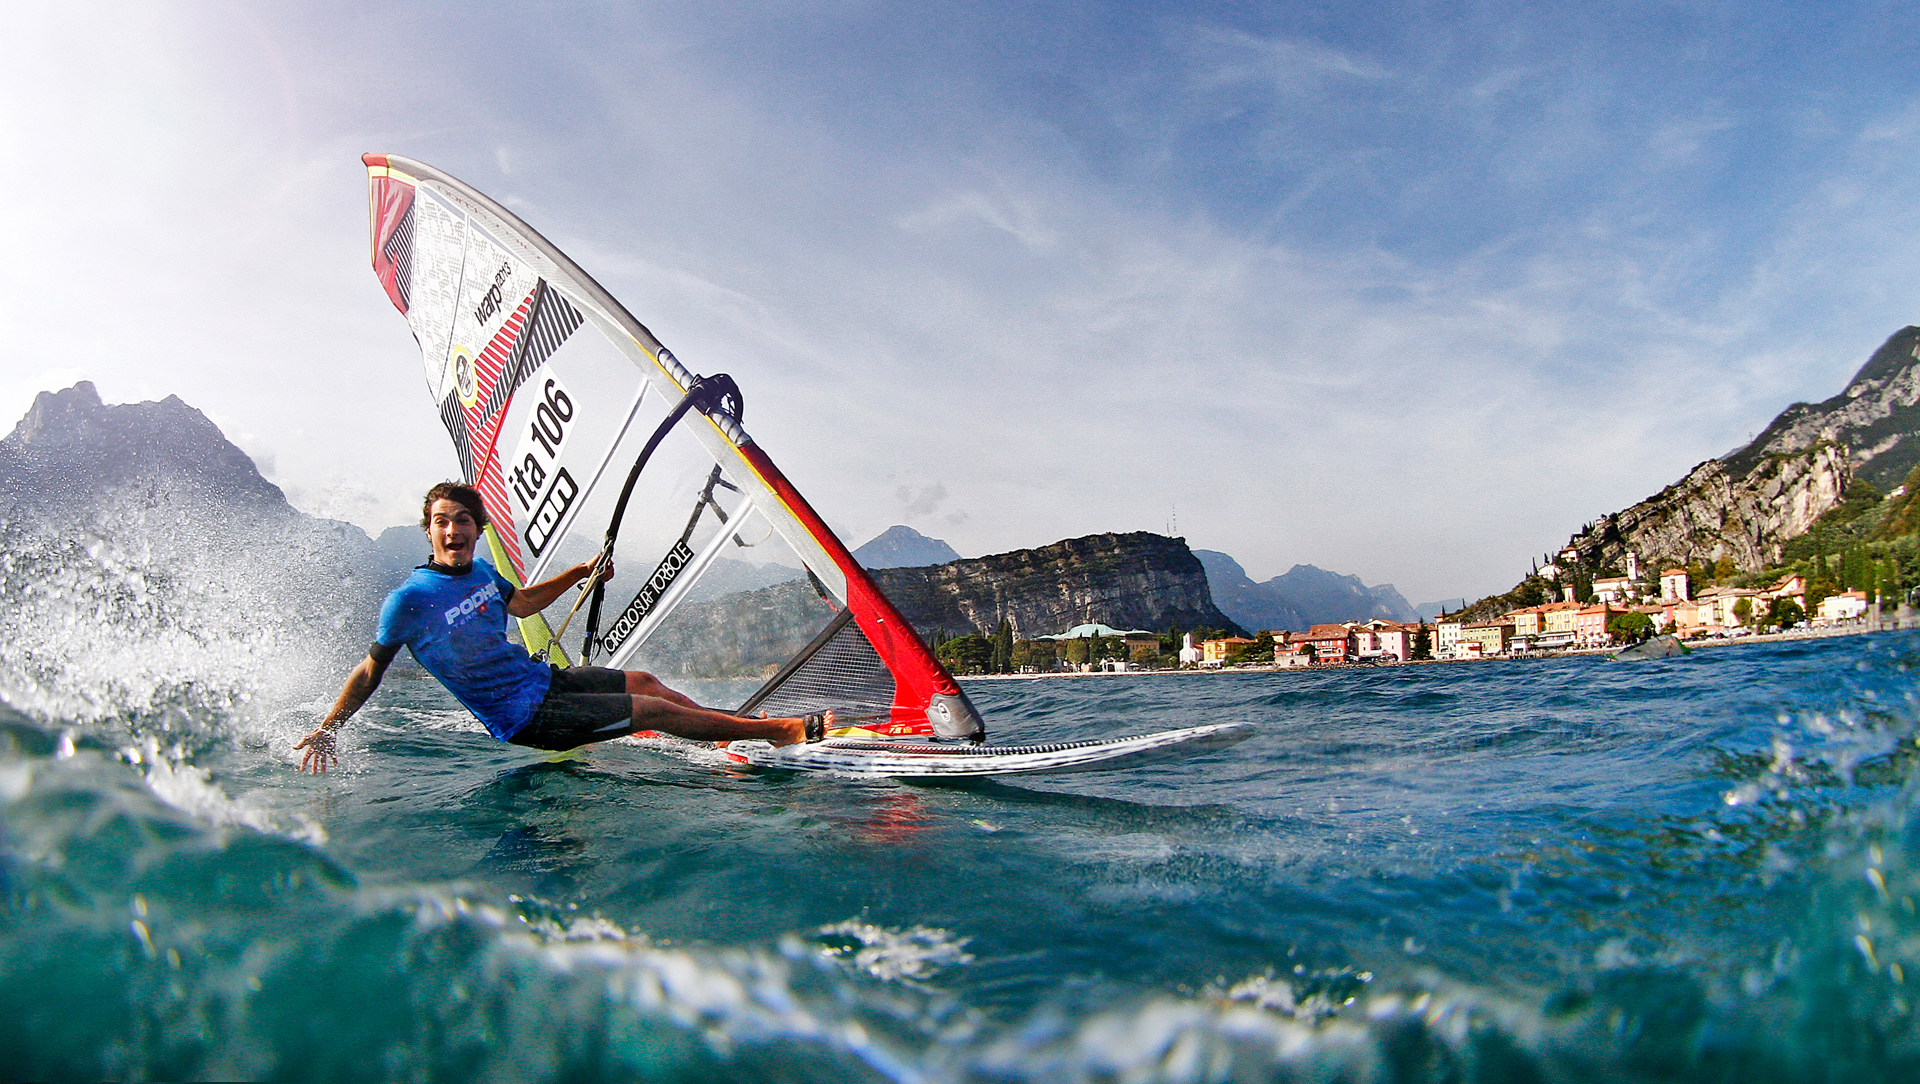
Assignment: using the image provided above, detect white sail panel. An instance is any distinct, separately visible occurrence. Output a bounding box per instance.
[363,153,986,741]
[404,188,466,404]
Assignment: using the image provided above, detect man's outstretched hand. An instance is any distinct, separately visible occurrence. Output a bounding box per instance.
[294,726,338,774]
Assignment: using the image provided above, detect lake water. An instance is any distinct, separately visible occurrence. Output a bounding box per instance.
[4,578,1919,1080]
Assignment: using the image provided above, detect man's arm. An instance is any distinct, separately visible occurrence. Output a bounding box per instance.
[294,646,396,774]
[507,558,611,617]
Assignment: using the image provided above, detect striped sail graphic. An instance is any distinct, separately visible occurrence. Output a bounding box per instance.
[362,154,984,741]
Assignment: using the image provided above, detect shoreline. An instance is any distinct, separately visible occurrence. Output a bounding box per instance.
[958,620,1900,682]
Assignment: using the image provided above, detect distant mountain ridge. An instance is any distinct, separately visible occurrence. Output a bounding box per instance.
[6,384,1396,655]
[0,382,288,512]
[852,525,961,568]
[1194,551,1417,632]
[0,383,409,671]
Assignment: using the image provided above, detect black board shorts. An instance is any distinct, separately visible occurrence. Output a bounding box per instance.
[509,666,634,751]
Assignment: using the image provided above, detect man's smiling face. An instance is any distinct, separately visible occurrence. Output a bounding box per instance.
[427,499,479,567]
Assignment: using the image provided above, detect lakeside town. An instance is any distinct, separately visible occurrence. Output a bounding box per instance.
[940,549,1910,675]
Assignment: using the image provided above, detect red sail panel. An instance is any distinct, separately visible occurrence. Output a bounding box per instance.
[365,164,414,316]
[737,442,960,732]
[462,295,537,578]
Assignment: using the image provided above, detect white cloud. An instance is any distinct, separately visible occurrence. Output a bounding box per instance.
[1185,26,1392,93]
[5,2,1920,607]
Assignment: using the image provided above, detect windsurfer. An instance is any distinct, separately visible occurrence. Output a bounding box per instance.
[294,482,823,773]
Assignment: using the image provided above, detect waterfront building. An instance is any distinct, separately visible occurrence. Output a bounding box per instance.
[1434,615,1464,659]
[1818,591,1870,625]
[1304,624,1354,665]
[1124,632,1163,661]
[1459,621,1513,657]
[1352,619,1414,663]
[1671,599,1708,636]
[1177,633,1203,667]
[1576,603,1620,646]
[1760,572,1808,612]
[1660,568,1690,602]
[1040,623,1153,640]
[1502,606,1544,654]
[1537,601,1583,649]
[1377,621,1415,663]
[1201,637,1255,667]
[1507,607,1543,639]
[1693,585,1761,630]
[1593,576,1634,604]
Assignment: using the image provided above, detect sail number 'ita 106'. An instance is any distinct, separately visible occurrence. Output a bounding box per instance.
[508,377,579,557]
[360,152,987,743]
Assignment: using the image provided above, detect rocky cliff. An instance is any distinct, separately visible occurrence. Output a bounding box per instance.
[1559,443,1851,572]
[870,532,1239,639]
[1550,329,1920,572]
[595,533,1242,679]
[1723,326,1920,492]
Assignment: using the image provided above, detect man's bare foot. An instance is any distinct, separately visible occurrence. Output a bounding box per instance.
[768,710,833,747]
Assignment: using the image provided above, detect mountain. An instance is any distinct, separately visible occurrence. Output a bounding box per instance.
[1550,330,1920,574]
[1722,326,1920,493]
[374,524,429,573]
[1503,325,1920,610]
[0,383,412,679]
[681,556,804,602]
[1558,446,1848,574]
[853,525,962,568]
[0,382,288,513]
[1192,551,1310,632]
[870,532,1240,639]
[1193,551,1418,631]
[1268,564,1419,626]
[590,533,1240,678]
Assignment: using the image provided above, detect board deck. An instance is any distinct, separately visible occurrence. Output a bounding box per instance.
[721,722,1255,777]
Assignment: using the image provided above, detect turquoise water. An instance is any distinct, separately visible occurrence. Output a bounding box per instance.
[4,541,1920,1079]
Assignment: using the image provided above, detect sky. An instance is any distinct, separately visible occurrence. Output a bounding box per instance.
[6,0,1920,606]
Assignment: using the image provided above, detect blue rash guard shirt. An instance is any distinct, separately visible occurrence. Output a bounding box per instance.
[374,558,552,741]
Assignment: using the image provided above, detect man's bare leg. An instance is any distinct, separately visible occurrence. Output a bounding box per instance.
[623,670,702,710]
[630,695,808,745]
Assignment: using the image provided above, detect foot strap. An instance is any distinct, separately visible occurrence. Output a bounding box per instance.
[804,713,827,742]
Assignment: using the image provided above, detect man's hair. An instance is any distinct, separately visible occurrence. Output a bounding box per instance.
[421,482,489,530]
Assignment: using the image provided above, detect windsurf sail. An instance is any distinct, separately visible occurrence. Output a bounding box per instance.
[362,153,984,742]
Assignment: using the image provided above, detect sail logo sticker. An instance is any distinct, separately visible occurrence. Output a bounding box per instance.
[452,347,479,407]
[508,374,578,556]
[472,261,513,327]
[601,539,696,651]
[524,468,577,555]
